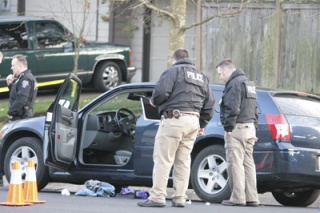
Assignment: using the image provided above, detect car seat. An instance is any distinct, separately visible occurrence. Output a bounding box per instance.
[114,150,132,165]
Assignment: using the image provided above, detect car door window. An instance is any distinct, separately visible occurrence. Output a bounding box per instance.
[34,22,69,49]
[0,23,29,50]
[91,92,143,117]
[58,78,80,111]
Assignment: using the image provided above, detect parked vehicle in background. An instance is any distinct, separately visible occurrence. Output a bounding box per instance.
[0,74,320,207]
[0,16,136,93]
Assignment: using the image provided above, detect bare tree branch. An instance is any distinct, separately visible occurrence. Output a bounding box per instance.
[137,0,179,25]
[182,0,253,32]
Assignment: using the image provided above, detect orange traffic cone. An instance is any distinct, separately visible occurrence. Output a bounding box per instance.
[23,160,46,204]
[0,161,32,206]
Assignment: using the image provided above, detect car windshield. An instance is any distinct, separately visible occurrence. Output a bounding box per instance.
[274,95,320,117]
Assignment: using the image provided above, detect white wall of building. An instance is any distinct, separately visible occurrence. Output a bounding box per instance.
[0,0,17,15]
[25,0,109,42]
[0,0,110,42]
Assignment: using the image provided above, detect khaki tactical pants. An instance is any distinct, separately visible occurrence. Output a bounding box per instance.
[224,123,259,204]
[149,115,199,203]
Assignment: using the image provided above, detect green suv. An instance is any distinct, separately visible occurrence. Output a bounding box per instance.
[0,16,136,92]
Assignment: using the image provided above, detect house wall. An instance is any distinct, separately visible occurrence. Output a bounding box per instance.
[0,0,110,42]
[25,0,109,42]
[0,0,17,15]
[110,1,143,79]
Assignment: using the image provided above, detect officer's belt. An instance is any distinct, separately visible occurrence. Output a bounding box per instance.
[165,110,199,119]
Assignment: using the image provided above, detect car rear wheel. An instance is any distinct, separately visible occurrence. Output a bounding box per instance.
[4,137,50,191]
[93,61,122,92]
[272,190,320,206]
[191,145,230,203]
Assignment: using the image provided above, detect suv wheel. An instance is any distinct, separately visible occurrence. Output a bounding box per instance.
[191,145,230,203]
[272,190,320,206]
[4,137,50,191]
[93,61,122,92]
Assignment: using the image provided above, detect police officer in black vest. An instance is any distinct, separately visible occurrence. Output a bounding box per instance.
[138,48,215,208]
[6,54,37,122]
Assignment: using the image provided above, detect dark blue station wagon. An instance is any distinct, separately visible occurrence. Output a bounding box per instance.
[0,74,320,207]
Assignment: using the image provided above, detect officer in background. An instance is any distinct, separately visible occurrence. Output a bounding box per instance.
[6,54,37,122]
[216,59,259,207]
[138,48,215,208]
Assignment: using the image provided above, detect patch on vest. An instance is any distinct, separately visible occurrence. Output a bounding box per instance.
[244,81,256,99]
[184,68,204,86]
[22,80,29,88]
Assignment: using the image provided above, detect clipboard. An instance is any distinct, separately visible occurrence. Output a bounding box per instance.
[140,96,161,120]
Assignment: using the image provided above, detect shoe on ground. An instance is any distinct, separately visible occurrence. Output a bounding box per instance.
[221,200,245,206]
[172,201,185,208]
[246,201,260,207]
[137,199,166,207]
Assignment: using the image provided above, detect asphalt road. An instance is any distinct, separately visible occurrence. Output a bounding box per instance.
[0,182,319,213]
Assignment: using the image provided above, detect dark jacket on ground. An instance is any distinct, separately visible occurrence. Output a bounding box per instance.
[151,58,215,128]
[220,69,258,132]
[8,70,37,120]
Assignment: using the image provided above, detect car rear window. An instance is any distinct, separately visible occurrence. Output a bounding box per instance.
[273,95,320,118]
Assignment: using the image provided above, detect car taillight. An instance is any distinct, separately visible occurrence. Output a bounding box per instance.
[266,114,291,141]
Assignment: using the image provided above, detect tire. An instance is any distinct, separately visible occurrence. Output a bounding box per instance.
[272,190,320,207]
[93,61,122,92]
[4,137,50,191]
[191,145,231,203]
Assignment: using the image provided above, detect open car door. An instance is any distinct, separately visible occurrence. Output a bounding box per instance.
[44,74,82,170]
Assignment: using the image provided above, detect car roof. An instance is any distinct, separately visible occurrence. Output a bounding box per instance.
[117,82,320,100]
[0,16,53,22]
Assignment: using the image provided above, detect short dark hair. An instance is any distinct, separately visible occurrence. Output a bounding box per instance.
[216,58,234,69]
[13,54,28,67]
[172,48,189,61]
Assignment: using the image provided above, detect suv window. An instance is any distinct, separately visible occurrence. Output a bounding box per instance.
[274,96,320,117]
[213,90,222,113]
[0,23,28,50]
[213,90,261,114]
[34,22,69,49]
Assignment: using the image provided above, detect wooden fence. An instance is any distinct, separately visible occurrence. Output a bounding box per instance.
[202,0,320,93]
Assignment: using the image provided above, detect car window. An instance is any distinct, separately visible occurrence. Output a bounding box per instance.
[58,78,80,111]
[213,90,222,113]
[34,22,70,49]
[91,92,144,117]
[274,96,320,117]
[0,23,29,50]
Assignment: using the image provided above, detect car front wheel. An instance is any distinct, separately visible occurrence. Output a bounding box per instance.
[272,190,320,206]
[4,137,50,191]
[191,145,231,203]
[93,61,122,92]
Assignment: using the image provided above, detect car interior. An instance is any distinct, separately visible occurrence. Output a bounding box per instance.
[78,91,153,166]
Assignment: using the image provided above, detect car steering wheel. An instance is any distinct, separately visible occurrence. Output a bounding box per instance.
[115,108,137,136]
